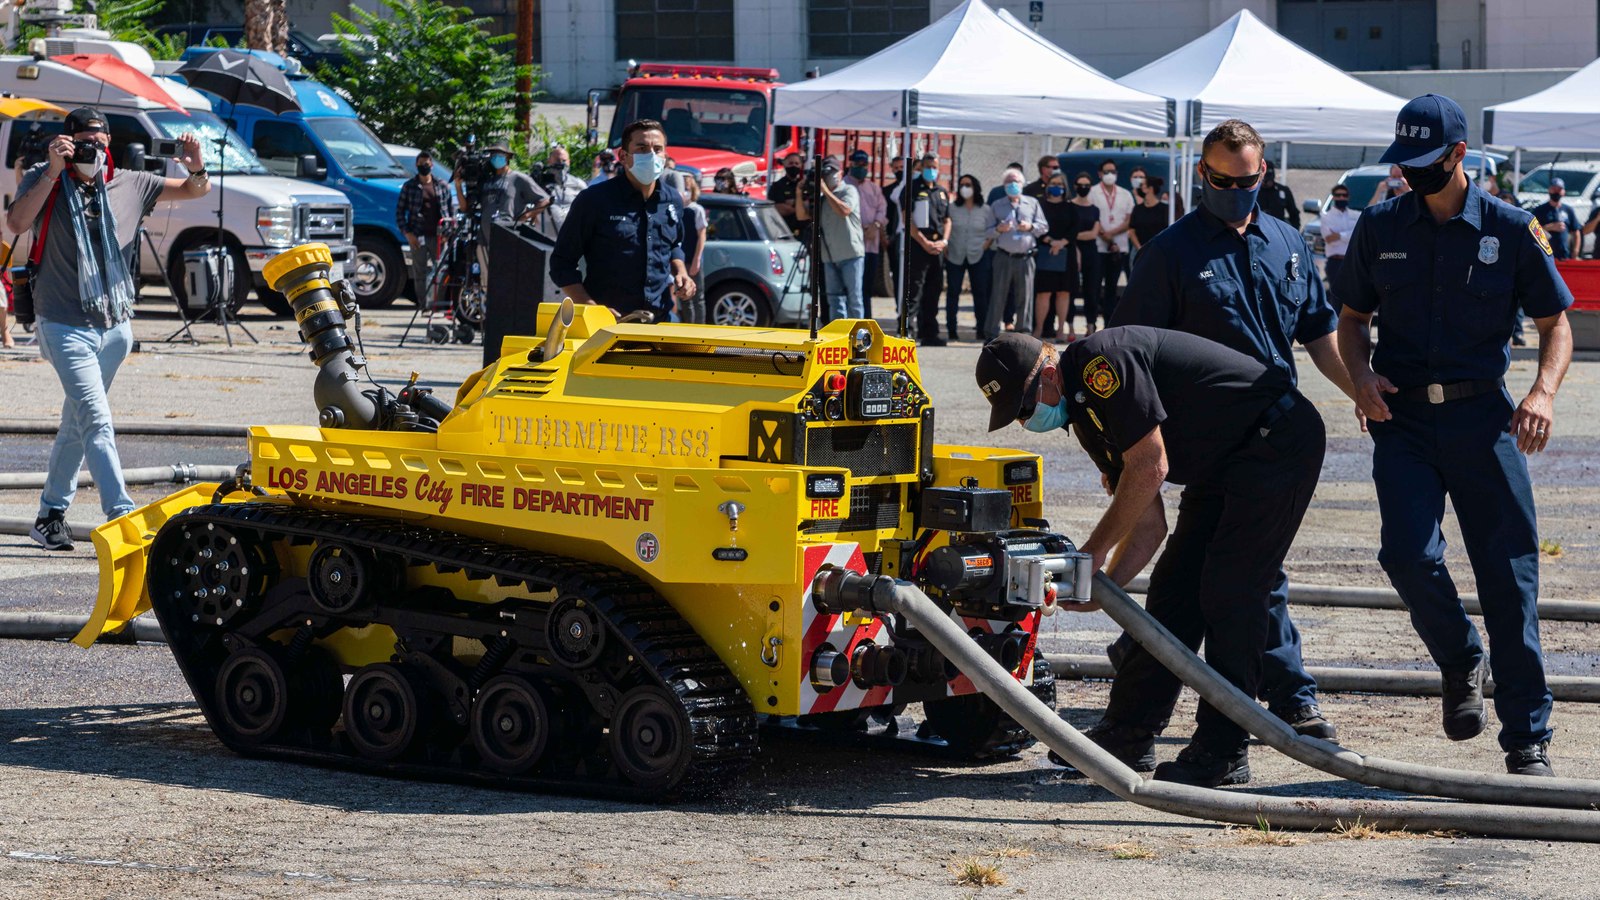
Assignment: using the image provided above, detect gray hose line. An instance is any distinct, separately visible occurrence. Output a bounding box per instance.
[0,464,238,490]
[0,612,162,642]
[867,576,1600,841]
[1086,574,1600,811]
[0,516,94,541]
[1045,653,1600,703]
[1121,575,1600,624]
[0,420,248,437]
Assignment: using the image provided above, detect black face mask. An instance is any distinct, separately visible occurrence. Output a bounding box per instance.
[1332,198,1349,210]
[1399,152,1458,198]
[1074,184,1090,198]
[784,165,802,179]
[1550,192,1565,203]
[416,163,432,177]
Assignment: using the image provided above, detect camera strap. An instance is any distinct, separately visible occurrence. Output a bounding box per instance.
[29,175,63,267]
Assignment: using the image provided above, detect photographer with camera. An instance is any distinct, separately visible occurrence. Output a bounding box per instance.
[589,148,619,185]
[472,141,549,290]
[795,154,864,322]
[539,145,588,236]
[4,107,210,550]
[550,119,693,321]
[396,148,456,302]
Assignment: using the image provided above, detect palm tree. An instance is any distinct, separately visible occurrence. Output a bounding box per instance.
[244,0,288,55]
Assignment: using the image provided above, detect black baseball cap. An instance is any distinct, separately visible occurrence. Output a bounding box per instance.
[64,106,106,134]
[1380,94,1467,168]
[976,332,1049,432]
[849,149,869,163]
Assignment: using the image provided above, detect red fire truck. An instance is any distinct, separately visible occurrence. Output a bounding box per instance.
[589,63,955,198]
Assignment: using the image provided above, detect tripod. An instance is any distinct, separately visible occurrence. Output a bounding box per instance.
[148,226,198,346]
[399,217,480,347]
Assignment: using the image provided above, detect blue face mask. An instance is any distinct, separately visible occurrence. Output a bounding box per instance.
[922,167,938,182]
[1023,398,1069,433]
[629,150,665,185]
[1200,176,1260,223]
[1046,185,1065,197]
[1004,181,1022,197]
[490,154,507,169]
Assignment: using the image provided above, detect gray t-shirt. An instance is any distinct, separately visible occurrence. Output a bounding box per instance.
[816,180,864,263]
[18,163,164,328]
[480,170,549,225]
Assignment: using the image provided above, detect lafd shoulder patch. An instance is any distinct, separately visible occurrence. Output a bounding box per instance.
[1083,355,1120,399]
[1530,217,1553,257]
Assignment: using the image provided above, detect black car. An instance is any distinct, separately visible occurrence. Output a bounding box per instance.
[154,24,363,70]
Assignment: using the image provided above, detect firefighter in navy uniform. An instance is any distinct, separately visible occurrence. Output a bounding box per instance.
[1107,118,1360,744]
[1336,94,1573,777]
[976,327,1325,787]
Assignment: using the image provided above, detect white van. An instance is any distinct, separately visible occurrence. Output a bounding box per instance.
[0,42,355,315]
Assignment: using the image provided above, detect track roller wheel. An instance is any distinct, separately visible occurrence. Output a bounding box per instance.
[307,542,385,616]
[470,675,550,775]
[546,596,606,669]
[607,686,692,791]
[343,663,431,761]
[214,647,291,746]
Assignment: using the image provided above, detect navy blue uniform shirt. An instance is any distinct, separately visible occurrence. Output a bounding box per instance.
[1532,200,1580,260]
[1111,204,1336,386]
[549,174,685,316]
[1336,182,1572,387]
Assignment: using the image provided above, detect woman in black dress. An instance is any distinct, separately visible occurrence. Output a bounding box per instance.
[1069,171,1105,333]
[1033,171,1078,340]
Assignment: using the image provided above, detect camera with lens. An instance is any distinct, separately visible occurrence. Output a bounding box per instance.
[71,140,100,164]
[453,141,495,213]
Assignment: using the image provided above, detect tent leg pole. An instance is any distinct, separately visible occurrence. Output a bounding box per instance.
[897,126,912,340]
[1280,141,1289,179]
[1513,148,1522,189]
[1167,140,1177,225]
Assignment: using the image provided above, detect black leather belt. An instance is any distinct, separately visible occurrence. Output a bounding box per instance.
[1396,378,1502,405]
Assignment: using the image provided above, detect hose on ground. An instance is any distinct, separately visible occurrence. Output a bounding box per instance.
[0,420,247,437]
[0,515,94,542]
[1045,653,1600,703]
[828,572,1600,841]
[0,612,162,642]
[1120,574,1600,624]
[0,464,239,490]
[1084,574,1600,810]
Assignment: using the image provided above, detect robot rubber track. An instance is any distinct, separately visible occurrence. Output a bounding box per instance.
[147,500,759,800]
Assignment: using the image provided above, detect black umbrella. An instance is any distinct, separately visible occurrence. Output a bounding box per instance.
[176,49,301,116]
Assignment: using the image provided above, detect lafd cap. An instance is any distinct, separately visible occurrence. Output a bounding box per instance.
[976,332,1048,432]
[1380,94,1467,168]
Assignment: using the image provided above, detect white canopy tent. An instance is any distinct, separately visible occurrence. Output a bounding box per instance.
[1483,57,1600,185]
[772,0,1173,139]
[1117,9,1406,216]
[772,0,1175,337]
[1118,8,1406,146]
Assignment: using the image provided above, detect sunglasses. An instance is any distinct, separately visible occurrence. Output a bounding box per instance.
[1200,163,1265,191]
[1042,164,1059,171]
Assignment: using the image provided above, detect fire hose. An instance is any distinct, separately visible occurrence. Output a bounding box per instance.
[0,464,238,490]
[817,569,1600,840]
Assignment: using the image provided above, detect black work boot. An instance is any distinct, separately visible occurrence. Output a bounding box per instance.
[1440,660,1487,742]
[1153,743,1251,787]
[1104,638,1130,674]
[1279,703,1337,741]
[1049,719,1156,778]
[1506,741,1554,777]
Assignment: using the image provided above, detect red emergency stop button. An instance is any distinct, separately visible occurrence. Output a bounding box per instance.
[825,371,847,392]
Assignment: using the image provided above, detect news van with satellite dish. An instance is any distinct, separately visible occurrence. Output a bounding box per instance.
[0,35,356,316]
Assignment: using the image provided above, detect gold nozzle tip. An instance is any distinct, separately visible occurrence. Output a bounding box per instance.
[263,242,334,290]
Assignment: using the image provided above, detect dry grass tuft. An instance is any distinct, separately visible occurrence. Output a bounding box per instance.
[1225,816,1308,847]
[1331,818,1449,841]
[950,857,1007,886]
[1098,841,1156,860]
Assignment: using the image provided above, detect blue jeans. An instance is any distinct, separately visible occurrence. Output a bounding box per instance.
[945,251,993,339]
[823,255,865,321]
[1370,389,1550,751]
[37,318,135,520]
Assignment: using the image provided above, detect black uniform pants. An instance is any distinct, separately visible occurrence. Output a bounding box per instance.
[1102,393,1325,755]
[903,243,944,341]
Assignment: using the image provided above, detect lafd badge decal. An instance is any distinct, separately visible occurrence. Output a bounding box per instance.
[636,532,660,563]
[1083,356,1120,399]
[1530,217,1553,256]
[1478,236,1499,264]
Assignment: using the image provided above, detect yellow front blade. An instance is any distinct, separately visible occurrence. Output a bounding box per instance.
[72,484,220,647]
